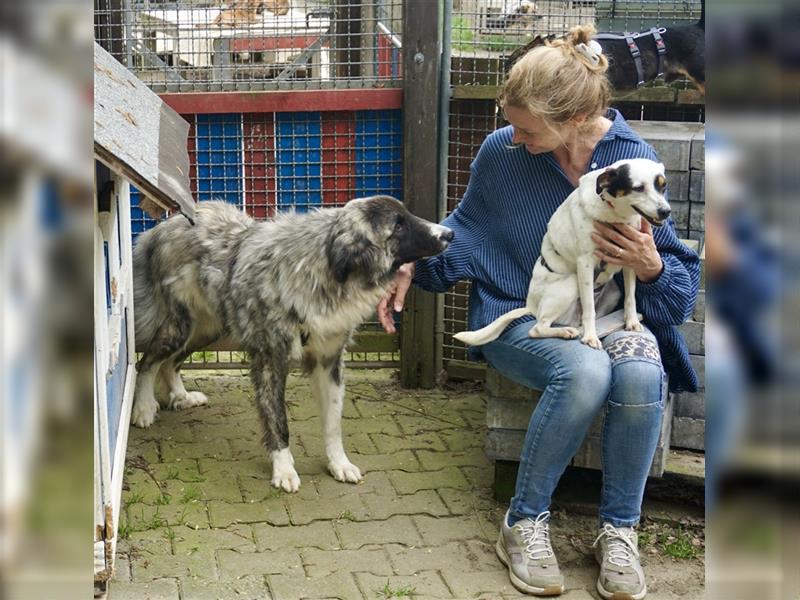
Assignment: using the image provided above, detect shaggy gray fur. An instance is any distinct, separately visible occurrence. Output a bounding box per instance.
[131,196,452,490]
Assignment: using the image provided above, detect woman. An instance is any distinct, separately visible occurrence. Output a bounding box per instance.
[377,25,700,599]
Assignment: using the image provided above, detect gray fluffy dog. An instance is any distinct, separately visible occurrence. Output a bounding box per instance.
[132,196,453,492]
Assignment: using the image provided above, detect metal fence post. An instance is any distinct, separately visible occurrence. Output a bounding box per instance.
[400,0,442,388]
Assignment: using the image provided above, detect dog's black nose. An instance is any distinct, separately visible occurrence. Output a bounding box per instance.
[440,229,454,243]
[657,207,671,221]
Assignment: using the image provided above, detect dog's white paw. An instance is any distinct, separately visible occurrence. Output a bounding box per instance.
[271,467,301,493]
[329,459,363,484]
[625,319,644,332]
[581,334,603,350]
[170,390,208,410]
[131,398,158,428]
[557,327,581,339]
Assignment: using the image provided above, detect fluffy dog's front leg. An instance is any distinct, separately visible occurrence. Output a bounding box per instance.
[311,353,362,484]
[623,267,644,332]
[250,351,300,493]
[577,255,602,349]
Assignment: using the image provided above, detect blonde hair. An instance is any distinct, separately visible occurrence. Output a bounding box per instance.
[499,24,611,134]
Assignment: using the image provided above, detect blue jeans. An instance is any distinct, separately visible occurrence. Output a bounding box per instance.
[482,321,666,527]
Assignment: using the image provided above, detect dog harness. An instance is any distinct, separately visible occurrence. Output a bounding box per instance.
[595,27,667,88]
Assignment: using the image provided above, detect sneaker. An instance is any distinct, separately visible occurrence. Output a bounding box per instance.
[592,523,647,600]
[496,510,565,596]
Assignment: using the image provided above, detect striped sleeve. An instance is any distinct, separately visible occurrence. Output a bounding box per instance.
[413,163,489,293]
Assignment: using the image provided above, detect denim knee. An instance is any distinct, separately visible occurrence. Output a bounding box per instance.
[556,353,612,417]
[609,359,664,408]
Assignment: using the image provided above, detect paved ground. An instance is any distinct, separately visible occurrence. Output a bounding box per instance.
[109,368,704,600]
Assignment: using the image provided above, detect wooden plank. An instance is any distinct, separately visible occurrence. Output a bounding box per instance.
[159,89,403,114]
[94,42,195,221]
[451,85,501,101]
[677,89,706,105]
[612,86,677,103]
[400,0,442,388]
[444,359,487,381]
[450,84,703,105]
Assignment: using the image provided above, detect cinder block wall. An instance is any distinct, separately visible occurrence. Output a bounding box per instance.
[485,122,706,471]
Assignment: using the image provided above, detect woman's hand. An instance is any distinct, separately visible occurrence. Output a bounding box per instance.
[377,262,415,334]
[591,219,663,283]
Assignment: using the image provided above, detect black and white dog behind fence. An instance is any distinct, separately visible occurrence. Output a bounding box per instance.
[132,196,453,492]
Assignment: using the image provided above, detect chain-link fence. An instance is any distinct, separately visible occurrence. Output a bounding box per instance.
[95,0,403,92]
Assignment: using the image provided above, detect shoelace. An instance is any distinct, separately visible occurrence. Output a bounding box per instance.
[517,511,554,560]
[592,523,640,568]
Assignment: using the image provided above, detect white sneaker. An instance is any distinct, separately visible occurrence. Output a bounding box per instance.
[496,510,565,596]
[593,523,647,600]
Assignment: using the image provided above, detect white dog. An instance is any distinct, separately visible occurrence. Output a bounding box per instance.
[454,158,671,349]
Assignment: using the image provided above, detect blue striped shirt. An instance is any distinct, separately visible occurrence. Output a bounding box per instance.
[415,109,700,392]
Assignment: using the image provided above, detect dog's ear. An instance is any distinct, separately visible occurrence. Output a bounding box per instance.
[596,167,618,195]
[327,231,375,284]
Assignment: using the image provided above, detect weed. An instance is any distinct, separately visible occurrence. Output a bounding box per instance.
[376,581,416,598]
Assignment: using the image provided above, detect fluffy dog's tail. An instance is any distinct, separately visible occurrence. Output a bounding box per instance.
[453,307,531,346]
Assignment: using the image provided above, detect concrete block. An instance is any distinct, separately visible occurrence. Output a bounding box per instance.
[628,121,703,170]
[690,169,705,203]
[670,200,690,233]
[486,395,538,430]
[671,416,705,450]
[678,320,705,355]
[673,391,706,419]
[690,202,705,231]
[666,170,690,201]
[691,130,705,170]
[693,290,705,323]
[691,354,705,390]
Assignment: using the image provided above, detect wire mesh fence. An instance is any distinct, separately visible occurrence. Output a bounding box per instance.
[94,0,404,92]
[442,0,704,369]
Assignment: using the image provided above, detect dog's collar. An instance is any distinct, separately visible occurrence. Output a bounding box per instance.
[595,27,667,87]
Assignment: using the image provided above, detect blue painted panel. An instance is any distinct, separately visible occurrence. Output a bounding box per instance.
[129,186,159,239]
[355,110,402,200]
[105,311,128,477]
[195,113,243,206]
[275,112,322,212]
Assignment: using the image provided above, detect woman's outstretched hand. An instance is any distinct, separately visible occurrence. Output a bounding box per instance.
[377,262,415,334]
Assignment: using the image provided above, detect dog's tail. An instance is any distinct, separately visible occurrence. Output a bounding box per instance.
[453,307,532,346]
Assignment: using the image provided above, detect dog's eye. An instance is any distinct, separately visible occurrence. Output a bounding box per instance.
[393,218,405,232]
[633,184,645,192]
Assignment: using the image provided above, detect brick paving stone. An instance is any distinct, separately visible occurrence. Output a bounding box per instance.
[301,547,392,578]
[239,473,321,503]
[129,422,194,443]
[131,552,218,581]
[161,438,233,462]
[315,470,393,498]
[179,575,271,600]
[416,448,490,471]
[126,440,160,464]
[387,540,501,575]
[393,413,468,433]
[437,488,498,516]
[335,515,423,549]
[355,572,453,600]
[389,468,471,494]
[252,521,339,552]
[285,493,370,525]
[371,432,448,453]
[112,554,131,582]
[441,568,526,598]
[199,457,273,480]
[361,489,450,520]
[300,431,379,457]
[107,578,180,600]
[116,528,173,557]
[128,501,210,530]
[268,571,363,600]
[438,429,485,451]
[412,515,497,545]
[162,472,242,503]
[217,548,303,579]
[149,460,204,483]
[347,450,423,473]
[171,524,255,555]
[208,499,290,527]
[461,465,495,489]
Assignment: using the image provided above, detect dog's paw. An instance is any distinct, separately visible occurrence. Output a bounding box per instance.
[271,468,301,493]
[625,319,644,332]
[131,399,158,428]
[581,334,603,350]
[170,390,208,410]
[557,327,581,339]
[329,459,363,484]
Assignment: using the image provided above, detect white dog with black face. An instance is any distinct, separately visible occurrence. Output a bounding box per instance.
[454,158,671,349]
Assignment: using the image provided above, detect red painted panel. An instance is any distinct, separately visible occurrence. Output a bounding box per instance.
[377,33,393,79]
[160,89,402,115]
[321,112,356,207]
[230,35,323,52]
[242,113,277,219]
